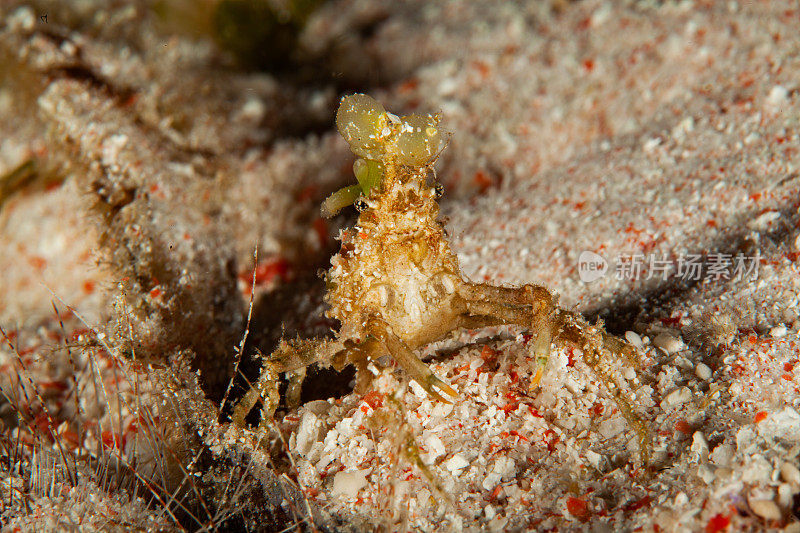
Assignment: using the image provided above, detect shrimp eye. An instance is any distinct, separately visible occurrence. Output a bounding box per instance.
[395,113,442,166]
[336,94,388,160]
[354,197,368,212]
[434,183,445,198]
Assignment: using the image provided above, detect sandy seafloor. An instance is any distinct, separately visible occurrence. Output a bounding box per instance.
[1,1,800,531]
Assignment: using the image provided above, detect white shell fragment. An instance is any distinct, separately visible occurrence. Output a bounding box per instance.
[747,210,781,230]
[662,387,691,408]
[625,331,643,348]
[747,497,781,521]
[445,454,470,472]
[599,417,626,438]
[770,325,787,338]
[695,363,712,381]
[781,462,800,486]
[424,434,446,462]
[332,470,368,498]
[765,85,789,113]
[690,431,709,462]
[653,333,684,354]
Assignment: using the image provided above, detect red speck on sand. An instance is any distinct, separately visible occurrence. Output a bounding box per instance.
[566,497,591,521]
[705,513,731,533]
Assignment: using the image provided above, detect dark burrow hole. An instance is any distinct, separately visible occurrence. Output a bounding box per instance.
[219,257,357,424]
